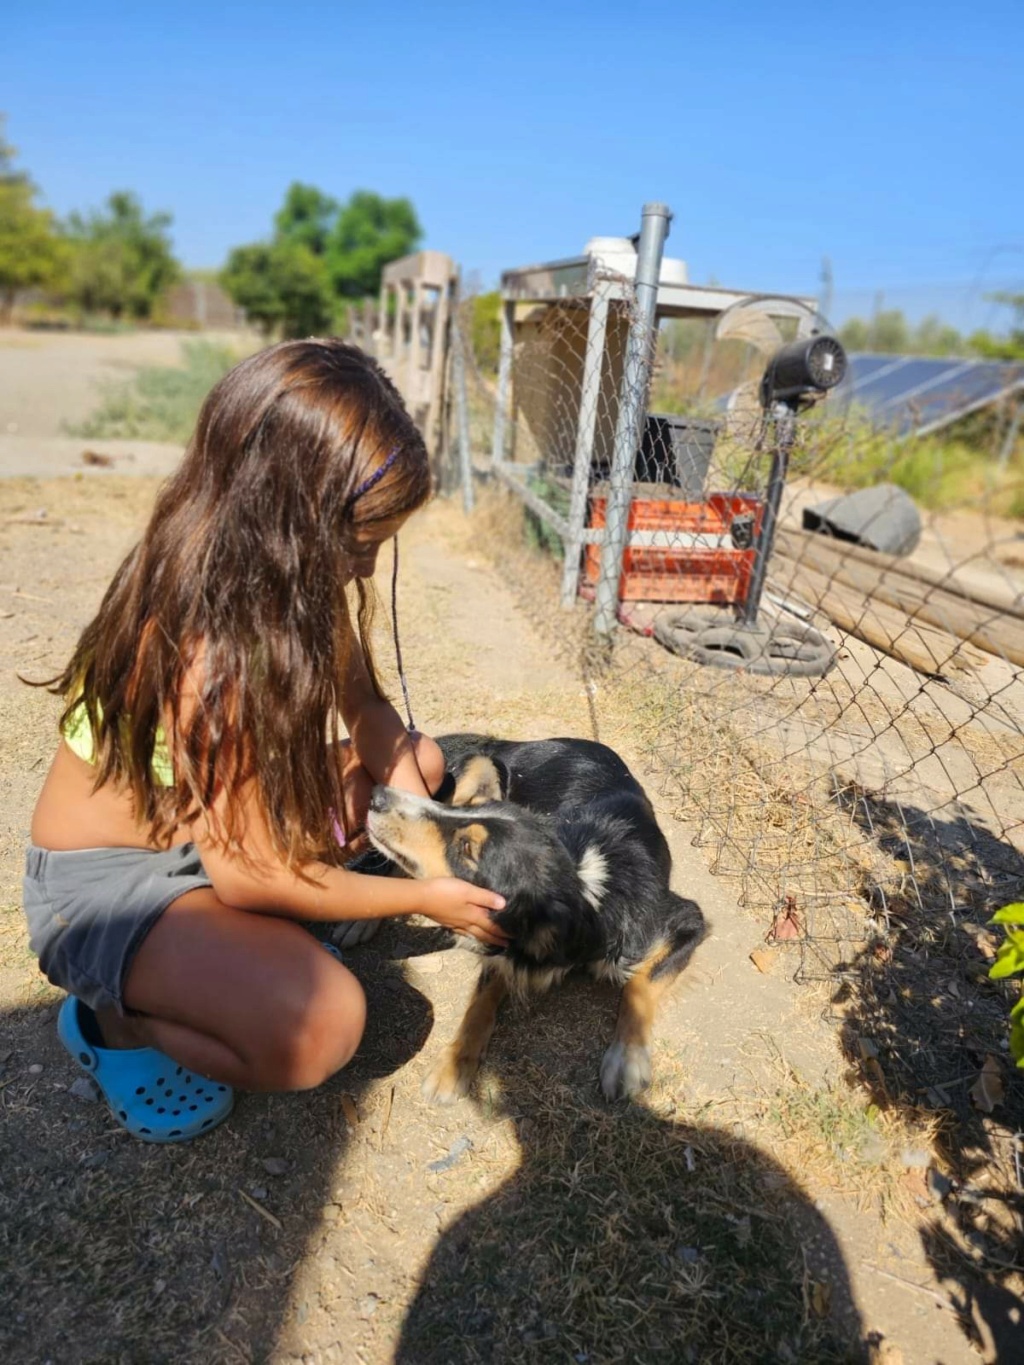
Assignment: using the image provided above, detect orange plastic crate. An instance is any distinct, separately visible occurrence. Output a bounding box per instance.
[585,494,763,604]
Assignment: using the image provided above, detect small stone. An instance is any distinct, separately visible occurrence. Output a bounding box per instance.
[262,1157,291,1176]
[81,1150,109,1169]
[900,1148,930,1169]
[676,1245,700,1263]
[153,1279,167,1296]
[409,952,445,975]
[749,947,777,974]
[28,1063,43,1075]
[250,1184,269,1201]
[69,1076,100,1103]
[358,1293,379,1319]
[427,1136,473,1173]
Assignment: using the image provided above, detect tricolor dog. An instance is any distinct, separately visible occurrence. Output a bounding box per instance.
[366,734,707,1103]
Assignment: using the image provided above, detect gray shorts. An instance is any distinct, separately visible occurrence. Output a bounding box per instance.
[23,843,214,1015]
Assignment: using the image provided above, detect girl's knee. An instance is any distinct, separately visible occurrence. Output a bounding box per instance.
[255,961,366,1091]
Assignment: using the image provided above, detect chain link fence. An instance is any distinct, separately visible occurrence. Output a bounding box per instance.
[440,212,1024,1280]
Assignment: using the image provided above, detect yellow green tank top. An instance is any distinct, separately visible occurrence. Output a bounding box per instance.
[62,699,175,787]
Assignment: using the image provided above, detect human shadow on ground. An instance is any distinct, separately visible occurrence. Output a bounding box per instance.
[0,946,433,1365]
[835,794,1024,1361]
[395,1034,868,1362]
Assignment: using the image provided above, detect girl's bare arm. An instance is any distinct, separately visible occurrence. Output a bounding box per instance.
[340,646,431,796]
[191,779,506,944]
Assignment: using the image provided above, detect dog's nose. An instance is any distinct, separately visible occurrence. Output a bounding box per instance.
[369,785,391,814]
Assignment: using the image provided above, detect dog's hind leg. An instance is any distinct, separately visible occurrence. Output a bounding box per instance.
[600,912,705,1101]
[422,965,508,1105]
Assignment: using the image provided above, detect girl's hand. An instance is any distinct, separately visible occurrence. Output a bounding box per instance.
[418,878,509,947]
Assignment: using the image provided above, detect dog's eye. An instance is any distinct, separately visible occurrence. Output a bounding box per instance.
[456,834,475,862]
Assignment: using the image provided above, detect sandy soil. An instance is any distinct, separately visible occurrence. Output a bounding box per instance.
[0,330,995,1364]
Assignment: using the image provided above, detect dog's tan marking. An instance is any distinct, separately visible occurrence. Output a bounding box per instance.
[601,941,674,1100]
[453,822,489,869]
[422,967,508,1104]
[451,756,503,807]
[374,817,451,878]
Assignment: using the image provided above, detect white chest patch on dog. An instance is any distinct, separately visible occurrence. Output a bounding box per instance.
[577,845,609,909]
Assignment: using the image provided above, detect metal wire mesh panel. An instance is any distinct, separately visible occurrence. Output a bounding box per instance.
[451,263,1024,1164]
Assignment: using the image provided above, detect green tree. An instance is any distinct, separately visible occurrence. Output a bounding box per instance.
[65,191,180,320]
[0,124,66,322]
[838,317,870,351]
[326,190,422,300]
[274,182,339,257]
[470,291,502,372]
[221,184,422,338]
[968,293,1024,361]
[870,308,910,353]
[913,313,963,356]
[220,240,332,338]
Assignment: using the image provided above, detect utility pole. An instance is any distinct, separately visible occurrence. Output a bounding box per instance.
[819,256,834,324]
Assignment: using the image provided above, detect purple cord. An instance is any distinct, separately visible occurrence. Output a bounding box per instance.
[348,447,400,506]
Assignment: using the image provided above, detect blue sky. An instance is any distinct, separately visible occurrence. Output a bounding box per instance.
[7,0,1023,330]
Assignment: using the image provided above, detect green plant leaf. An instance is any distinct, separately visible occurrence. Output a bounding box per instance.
[989,903,1024,925]
[989,939,1024,979]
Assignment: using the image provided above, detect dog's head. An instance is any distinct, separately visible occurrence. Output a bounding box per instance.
[366,783,601,960]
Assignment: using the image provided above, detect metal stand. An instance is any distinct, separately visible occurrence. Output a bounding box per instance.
[655,399,836,677]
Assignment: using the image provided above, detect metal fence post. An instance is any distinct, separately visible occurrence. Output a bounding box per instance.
[593,203,672,636]
[491,299,515,467]
[560,280,611,607]
[452,289,475,513]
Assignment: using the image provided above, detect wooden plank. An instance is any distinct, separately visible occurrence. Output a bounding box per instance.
[773,529,1024,667]
[776,526,1024,622]
[772,559,987,676]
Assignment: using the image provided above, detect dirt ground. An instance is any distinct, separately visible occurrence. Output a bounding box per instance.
[0,331,1010,1364]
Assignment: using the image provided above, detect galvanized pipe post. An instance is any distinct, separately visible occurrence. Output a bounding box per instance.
[593,203,672,636]
[740,402,796,627]
[491,299,515,467]
[451,285,475,513]
[560,280,611,606]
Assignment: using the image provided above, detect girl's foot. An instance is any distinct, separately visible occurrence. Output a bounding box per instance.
[58,996,234,1143]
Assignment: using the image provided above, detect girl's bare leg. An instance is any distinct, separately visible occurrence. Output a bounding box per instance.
[97,887,366,1091]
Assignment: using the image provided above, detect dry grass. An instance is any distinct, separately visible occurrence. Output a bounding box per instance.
[396,1059,862,1365]
[466,480,1024,1341]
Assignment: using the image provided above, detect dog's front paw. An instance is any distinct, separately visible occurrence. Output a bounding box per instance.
[600,1040,652,1100]
[421,1052,477,1105]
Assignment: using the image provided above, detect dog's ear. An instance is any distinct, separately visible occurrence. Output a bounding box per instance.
[495,883,603,962]
[450,754,508,807]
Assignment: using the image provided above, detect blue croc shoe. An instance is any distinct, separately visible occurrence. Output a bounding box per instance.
[58,996,234,1144]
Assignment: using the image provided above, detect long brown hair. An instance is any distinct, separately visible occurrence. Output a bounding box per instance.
[51,339,431,865]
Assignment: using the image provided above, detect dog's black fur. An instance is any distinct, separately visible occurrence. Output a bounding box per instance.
[366,734,707,1101]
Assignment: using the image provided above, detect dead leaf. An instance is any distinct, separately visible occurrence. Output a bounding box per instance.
[81,450,115,467]
[341,1094,360,1129]
[749,947,778,974]
[767,898,803,942]
[809,1279,832,1318]
[970,1056,1004,1113]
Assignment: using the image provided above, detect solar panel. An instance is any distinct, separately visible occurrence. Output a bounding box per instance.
[835,352,1024,438]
